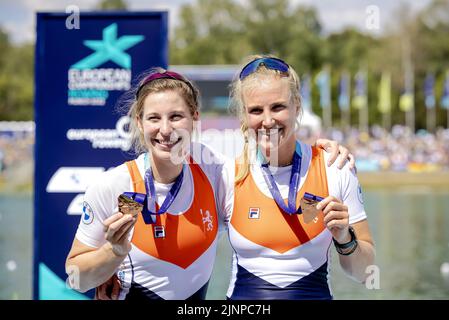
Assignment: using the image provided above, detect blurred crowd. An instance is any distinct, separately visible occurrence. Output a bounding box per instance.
[320,125,449,172]
[1,123,449,181]
[0,131,34,175]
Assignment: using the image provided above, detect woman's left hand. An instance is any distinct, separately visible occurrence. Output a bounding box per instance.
[315,138,355,169]
[95,274,121,300]
[316,196,351,244]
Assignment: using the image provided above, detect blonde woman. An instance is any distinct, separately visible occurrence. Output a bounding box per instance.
[221,55,375,299]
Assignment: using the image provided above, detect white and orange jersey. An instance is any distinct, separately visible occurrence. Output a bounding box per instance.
[222,141,367,300]
[75,142,227,300]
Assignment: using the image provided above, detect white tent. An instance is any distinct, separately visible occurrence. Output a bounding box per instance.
[298,108,322,135]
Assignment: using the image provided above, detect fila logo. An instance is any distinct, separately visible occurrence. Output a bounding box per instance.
[248,207,260,219]
[154,226,165,238]
[200,209,214,231]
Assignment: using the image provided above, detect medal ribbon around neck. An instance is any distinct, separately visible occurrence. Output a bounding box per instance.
[259,145,303,215]
[141,153,184,224]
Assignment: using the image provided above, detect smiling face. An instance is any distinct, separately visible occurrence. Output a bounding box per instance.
[242,75,299,165]
[137,90,198,164]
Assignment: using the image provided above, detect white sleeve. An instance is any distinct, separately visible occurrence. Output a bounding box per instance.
[216,159,235,232]
[324,153,367,224]
[75,169,124,248]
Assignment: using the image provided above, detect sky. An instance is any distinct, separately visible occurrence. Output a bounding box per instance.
[0,0,432,45]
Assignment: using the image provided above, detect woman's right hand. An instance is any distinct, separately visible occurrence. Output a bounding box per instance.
[103,212,136,257]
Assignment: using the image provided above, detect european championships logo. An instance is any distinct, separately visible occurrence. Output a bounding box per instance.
[67,23,144,106]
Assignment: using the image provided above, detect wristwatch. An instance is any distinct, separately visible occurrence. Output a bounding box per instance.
[333,226,358,255]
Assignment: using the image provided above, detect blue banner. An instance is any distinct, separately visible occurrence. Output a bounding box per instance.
[424,74,435,109]
[34,11,168,300]
[315,68,331,109]
[338,72,350,111]
[441,72,449,110]
[300,74,311,111]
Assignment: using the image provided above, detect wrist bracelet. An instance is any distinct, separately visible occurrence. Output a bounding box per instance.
[333,226,358,255]
[335,238,358,255]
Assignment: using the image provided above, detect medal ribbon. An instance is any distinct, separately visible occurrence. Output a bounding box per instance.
[260,150,303,215]
[140,153,184,224]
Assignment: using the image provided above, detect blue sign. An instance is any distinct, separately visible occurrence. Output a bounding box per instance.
[424,74,435,109]
[300,74,311,111]
[442,72,449,110]
[34,11,168,299]
[338,72,350,111]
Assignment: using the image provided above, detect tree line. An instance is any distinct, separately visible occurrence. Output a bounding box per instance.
[1,0,449,129]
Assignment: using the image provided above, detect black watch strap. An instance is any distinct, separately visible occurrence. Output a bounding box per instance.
[333,226,358,255]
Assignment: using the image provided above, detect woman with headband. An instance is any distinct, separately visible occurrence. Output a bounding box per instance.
[65,68,225,300]
[66,67,354,300]
[222,55,375,300]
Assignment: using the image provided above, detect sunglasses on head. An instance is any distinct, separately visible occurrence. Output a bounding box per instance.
[135,70,196,101]
[239,57,290,80]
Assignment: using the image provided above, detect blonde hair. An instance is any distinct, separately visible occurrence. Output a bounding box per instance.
[229,54,302,184]
[127,67,200,155]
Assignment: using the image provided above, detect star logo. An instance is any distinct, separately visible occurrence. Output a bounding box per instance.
[71,23,144,69]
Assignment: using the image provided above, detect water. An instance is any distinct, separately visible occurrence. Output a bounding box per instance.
[329,188,449,299]
[0,192,33,300]
[1,188,449,300]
